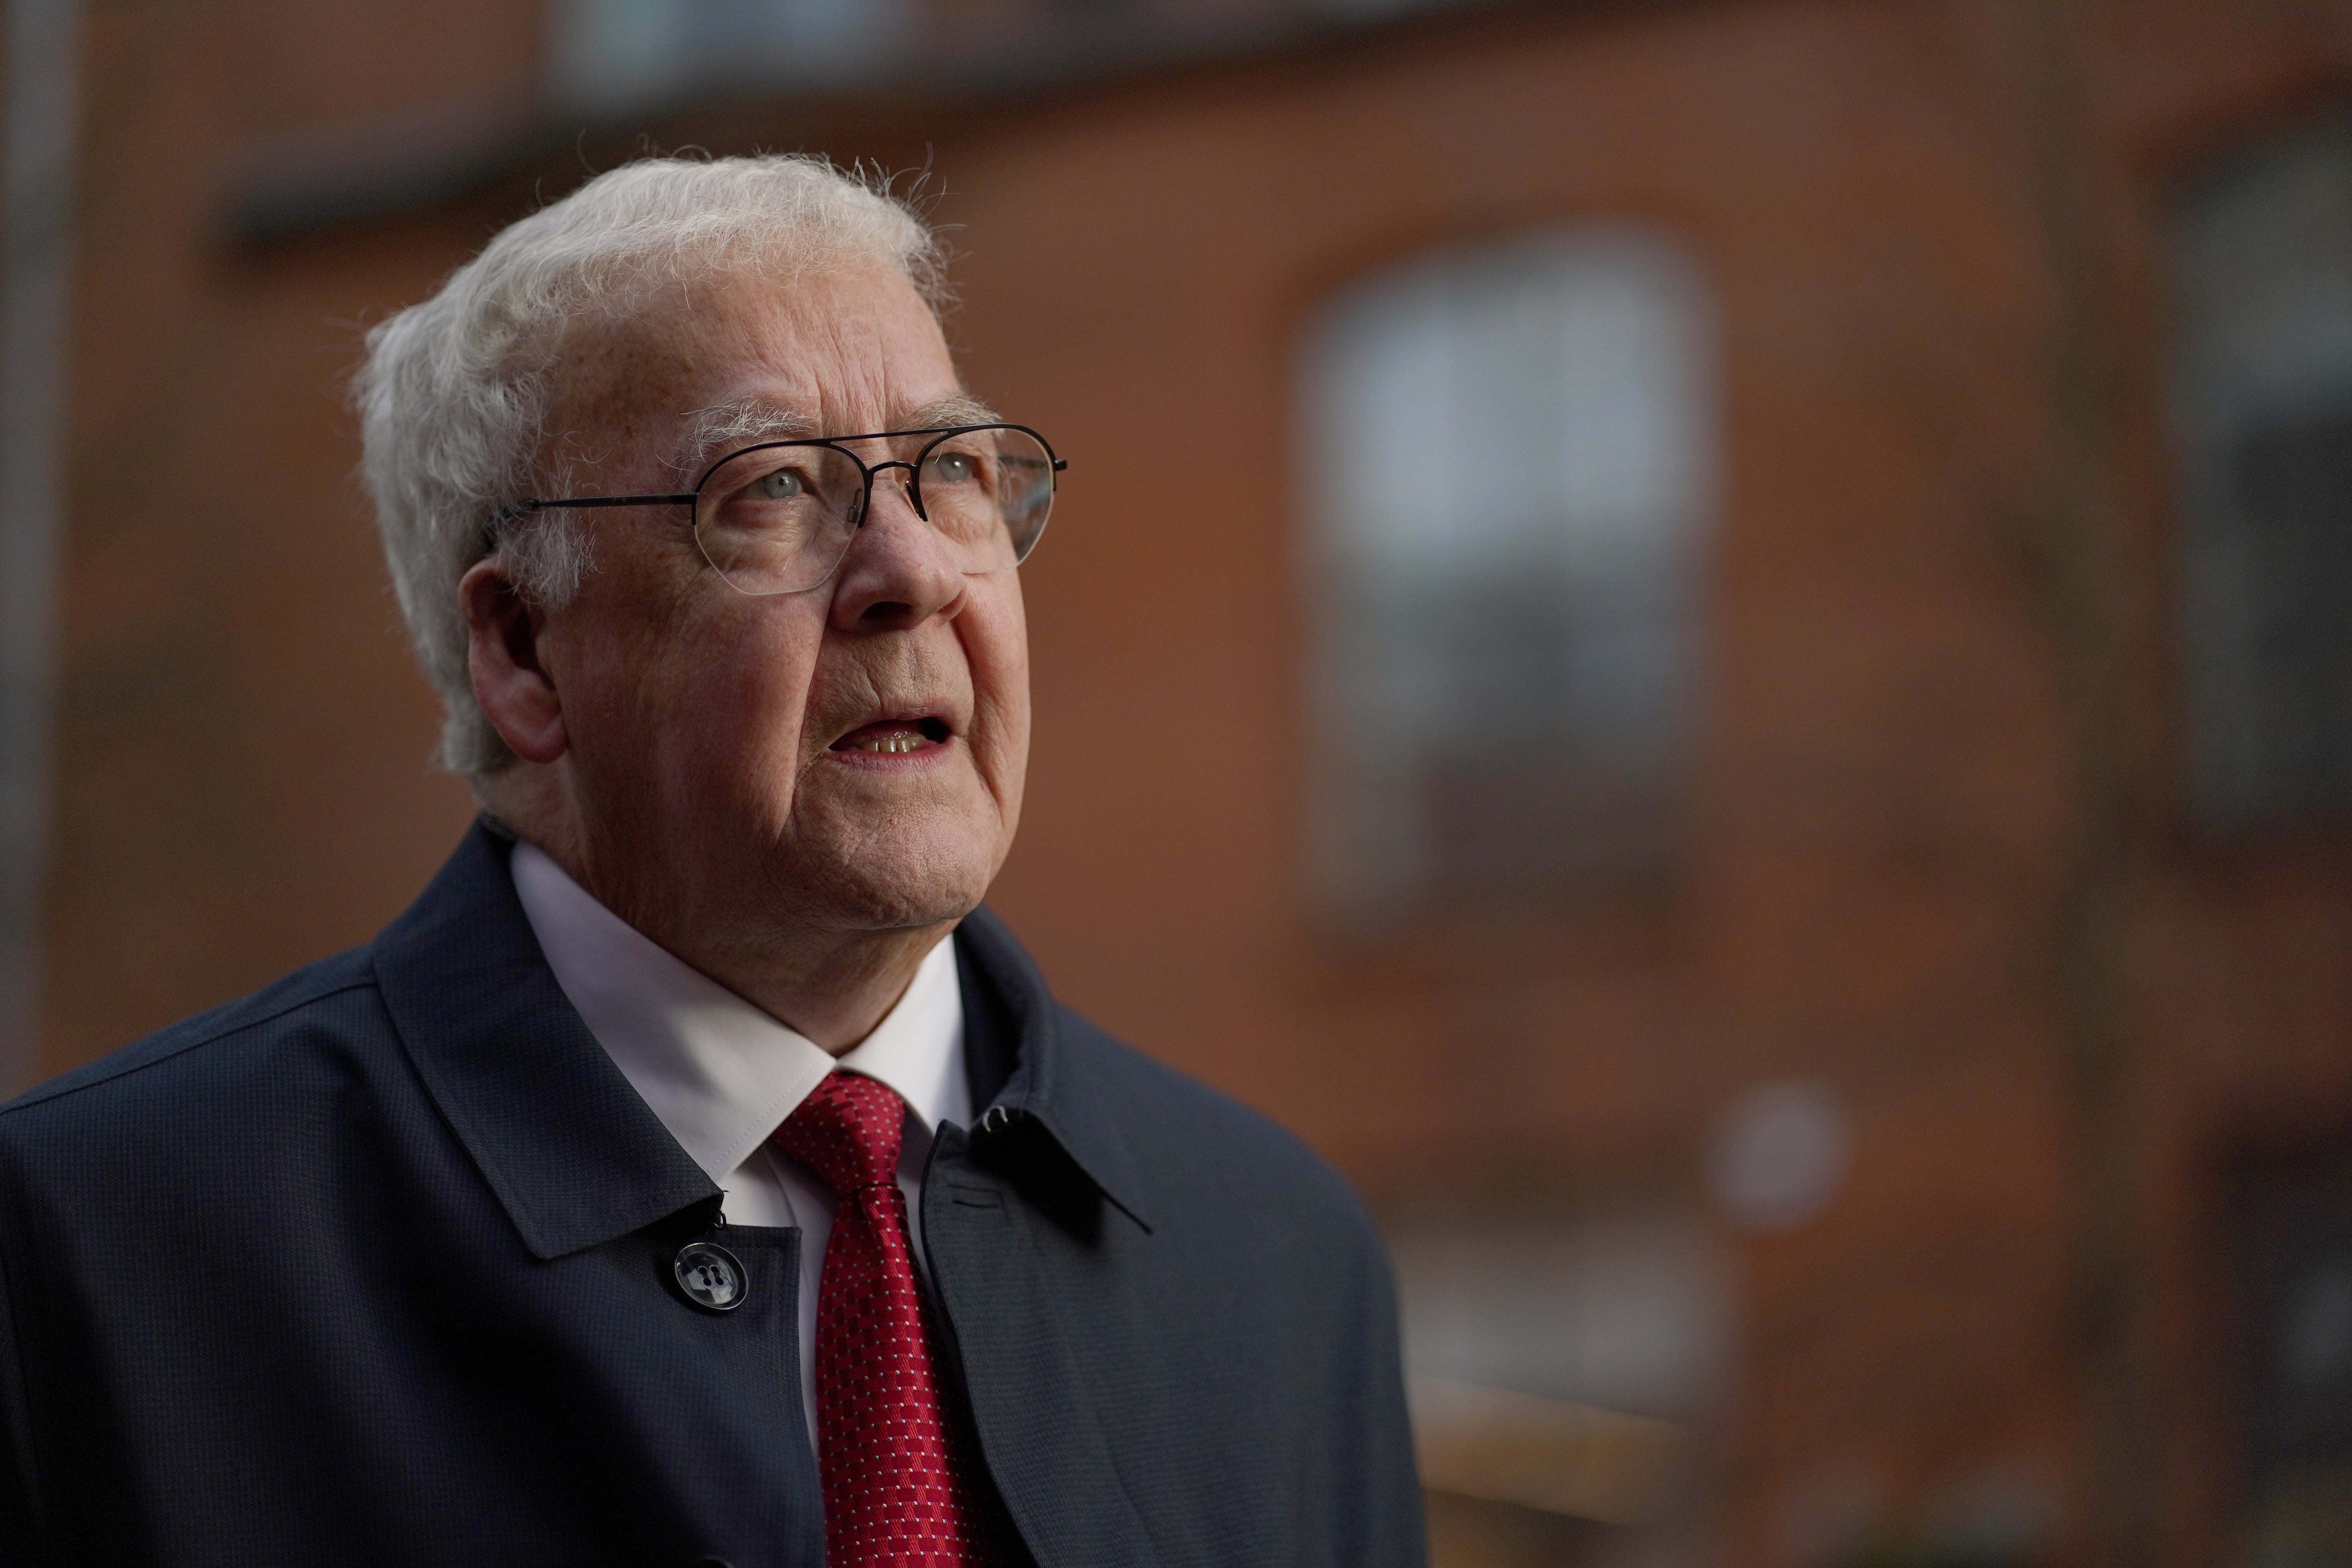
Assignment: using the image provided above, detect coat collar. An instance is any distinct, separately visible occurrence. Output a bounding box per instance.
[372,822,1150,1258]
[953,906,1153,1233]
[372,822,719,1260]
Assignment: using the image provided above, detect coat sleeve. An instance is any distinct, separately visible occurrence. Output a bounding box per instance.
[1339,1223,1428,1567]
[0,1231,44,1561]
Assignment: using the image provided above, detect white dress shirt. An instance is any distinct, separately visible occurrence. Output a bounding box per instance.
[508,841,971,1445]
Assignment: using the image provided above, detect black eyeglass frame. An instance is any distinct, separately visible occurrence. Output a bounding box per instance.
[488,423,1068,567]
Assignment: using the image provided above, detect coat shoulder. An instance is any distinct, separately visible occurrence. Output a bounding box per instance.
[1052,1004,1384,1256]
[0,945,381,1131]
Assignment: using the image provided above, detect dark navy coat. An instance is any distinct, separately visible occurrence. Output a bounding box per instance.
[0,825,1423,1566]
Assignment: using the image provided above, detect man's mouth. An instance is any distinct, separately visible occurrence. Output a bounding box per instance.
[830,717,952,755]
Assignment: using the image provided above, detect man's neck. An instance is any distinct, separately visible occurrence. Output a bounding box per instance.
[701,921,951,1054]
[486,777,953,1054]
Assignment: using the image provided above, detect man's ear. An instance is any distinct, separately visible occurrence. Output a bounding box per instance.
[461,559,568,766]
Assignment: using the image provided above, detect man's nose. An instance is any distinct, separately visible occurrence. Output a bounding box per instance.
[826,469,967,632]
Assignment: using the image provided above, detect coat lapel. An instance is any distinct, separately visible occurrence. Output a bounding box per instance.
[371,822,719,1261]
[954,906,1151,1232]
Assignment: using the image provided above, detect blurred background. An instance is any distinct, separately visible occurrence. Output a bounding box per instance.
[4,0,2352,1562]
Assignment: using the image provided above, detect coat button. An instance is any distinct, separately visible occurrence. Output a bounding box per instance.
[673,1242,747,1312]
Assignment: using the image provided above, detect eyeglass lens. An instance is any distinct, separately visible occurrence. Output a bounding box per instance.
[692,426,1056,596]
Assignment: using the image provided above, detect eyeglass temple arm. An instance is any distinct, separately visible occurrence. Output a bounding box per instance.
[501,460,1062,520]
[483,493,697,551]
[481,454,1068,549]
[517,494,698,511]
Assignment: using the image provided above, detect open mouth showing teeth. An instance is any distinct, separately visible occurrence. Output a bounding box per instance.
[831,717,952,754]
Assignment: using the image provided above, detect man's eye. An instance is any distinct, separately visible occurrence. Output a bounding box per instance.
[756,469,804,500]
[929,452,975,484]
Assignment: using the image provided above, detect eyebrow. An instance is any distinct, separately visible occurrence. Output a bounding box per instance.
[677,394,1006,478]
[679,402,821,477]
[897,395,1001,430]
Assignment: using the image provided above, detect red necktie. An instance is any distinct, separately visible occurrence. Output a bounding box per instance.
[773,1070,1007,1566]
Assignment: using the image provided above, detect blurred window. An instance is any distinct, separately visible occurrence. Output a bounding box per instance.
[1299,227,1714,923]
[2170,122,2352,832]
[548,0,913,106]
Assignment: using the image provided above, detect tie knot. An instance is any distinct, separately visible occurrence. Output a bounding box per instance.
[773,1070,907,1197]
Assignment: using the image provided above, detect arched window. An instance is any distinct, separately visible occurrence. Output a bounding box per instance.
[2171,120,2352,832]
[1298,227,1715,922]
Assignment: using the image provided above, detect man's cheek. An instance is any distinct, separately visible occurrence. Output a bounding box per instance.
[695,634,815,744]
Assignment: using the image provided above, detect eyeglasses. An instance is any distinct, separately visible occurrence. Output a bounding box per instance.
[497,423,1065,596]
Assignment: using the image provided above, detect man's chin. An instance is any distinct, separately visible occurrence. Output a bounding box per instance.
[773,789,1007,931]
[777,842,998,935]
[845,879,983,931]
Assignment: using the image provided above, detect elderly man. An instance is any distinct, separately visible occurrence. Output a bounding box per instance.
[0,158,1422,1566]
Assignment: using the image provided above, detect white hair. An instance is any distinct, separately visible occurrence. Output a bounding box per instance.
[353,154,948,779]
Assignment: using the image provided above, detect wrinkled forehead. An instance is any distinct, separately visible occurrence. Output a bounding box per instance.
[539,263,963,473]
[682,390,1002,475]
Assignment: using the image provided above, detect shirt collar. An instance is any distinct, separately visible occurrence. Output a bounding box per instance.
[509,840,967,1185]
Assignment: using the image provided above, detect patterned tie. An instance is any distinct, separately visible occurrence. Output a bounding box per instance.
[773,1070,1007,1566]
